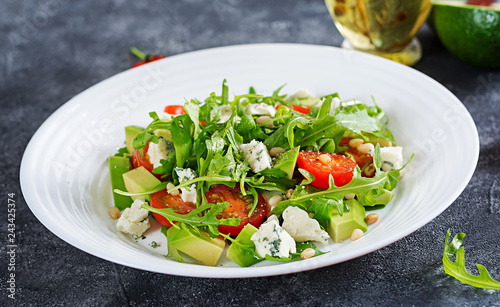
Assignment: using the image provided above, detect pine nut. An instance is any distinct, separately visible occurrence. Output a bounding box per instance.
[363,164,376,177]
[357,143,374,154]
[300,248,316,259]
[286,189,294,199]
[318,154,331,164]
[270,147,286,157]
[348,138,364,148]
[267,195,283,208]
[256,116,274,127]
[365,213,379,225]
[350,229,364,241]
[108,207,121,220]
[167,182,180,196]
[344,193,355,200]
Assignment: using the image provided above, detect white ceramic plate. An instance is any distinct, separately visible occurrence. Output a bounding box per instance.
[20,44,479,278]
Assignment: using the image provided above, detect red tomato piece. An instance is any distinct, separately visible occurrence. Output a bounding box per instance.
[150,190,196,227]
[275,104,311,114]
[130,56,166,68]
[164,105,186,115]
[296,151,357,189]
[132,142,164,181]
[205,185,268,236]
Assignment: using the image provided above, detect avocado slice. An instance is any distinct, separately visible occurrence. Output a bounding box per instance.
[154,128,174,142]
[273,146,300,179]
[371,189,394,205]
[108,156,133,210]
[326,199,367,243]
[125,125,145,154]
[122,166,161,201]
[167,224,226,266]
[226,224,261,267]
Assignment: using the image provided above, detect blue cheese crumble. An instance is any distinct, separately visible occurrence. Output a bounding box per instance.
[148,137,175,168]
[239,140,272,173]
[116,199,151,236]
[174,167,197,203]
[282,206,329,244]
[250,215,296,258]
[379,146,403,171]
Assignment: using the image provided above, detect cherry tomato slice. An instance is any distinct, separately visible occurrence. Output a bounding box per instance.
[275,104,311,114]
[339,137,373,170]
[205,185,268,236]
[296,151,356,189]
[164,105,186,115]
[150,190,196,227]
[132,142,164,181]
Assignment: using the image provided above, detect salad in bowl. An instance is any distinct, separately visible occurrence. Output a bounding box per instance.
[107,80,409,267]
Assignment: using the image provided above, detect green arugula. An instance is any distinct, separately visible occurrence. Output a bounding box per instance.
[443,229,500,289]
[142,202,241,237]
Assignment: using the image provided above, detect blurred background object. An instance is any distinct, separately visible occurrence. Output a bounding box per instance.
[324,0,432,66]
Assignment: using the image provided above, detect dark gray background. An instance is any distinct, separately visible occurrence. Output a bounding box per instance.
[1,0,499,305]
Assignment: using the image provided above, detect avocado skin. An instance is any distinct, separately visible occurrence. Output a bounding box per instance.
[432,3,500,68]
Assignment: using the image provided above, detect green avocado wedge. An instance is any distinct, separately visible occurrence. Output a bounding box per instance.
[326,199,367,243]
[273,147,300,179]
[226,224,261,267]
[108,156,133,210]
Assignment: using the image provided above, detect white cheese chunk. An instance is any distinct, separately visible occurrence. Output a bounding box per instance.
[148,137,175,168]
[251,215,296,258]
[282,206,329,244]
[174,167,197,203]
[245,103,276,117]
[380,146,404,171]
[116,199,151,236]
[239,140,272,173]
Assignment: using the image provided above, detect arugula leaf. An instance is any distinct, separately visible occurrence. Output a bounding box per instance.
[308,198,344,228]
[142,202,241,237]
[152,154,176,177]
[443,229,500,289]
[114,146,129,157]
[183,99,201,138]
[170,114,193,167]
[236,114,267,142]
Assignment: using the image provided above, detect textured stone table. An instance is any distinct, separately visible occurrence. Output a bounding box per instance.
[1,0,499,305]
